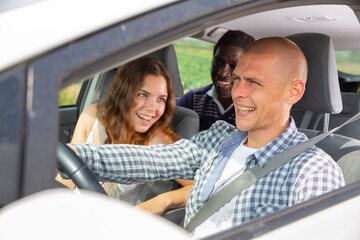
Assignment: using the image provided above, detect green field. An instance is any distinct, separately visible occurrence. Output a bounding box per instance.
[58,83,82,106]
[174,38,214,93]
[335,51,360,75]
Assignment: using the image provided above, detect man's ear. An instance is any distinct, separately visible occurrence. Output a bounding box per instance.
[287,79,305,105]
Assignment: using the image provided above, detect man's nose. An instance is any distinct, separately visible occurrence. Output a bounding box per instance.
[232,80,248,98]
[220,64,232,78]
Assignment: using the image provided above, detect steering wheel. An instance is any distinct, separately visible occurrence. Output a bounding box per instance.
[56,141,106,194]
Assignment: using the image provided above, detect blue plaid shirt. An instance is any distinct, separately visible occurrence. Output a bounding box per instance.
[71,118,344,230]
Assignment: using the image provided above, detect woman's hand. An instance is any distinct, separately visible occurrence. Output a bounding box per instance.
[136,185,192,215]
[136,194,170,215]
[55,173,76,189]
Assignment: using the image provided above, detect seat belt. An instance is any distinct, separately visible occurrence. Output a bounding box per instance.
[98,120,107,144]
[185,112,360,233]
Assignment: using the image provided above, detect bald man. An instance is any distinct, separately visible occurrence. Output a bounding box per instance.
[69,37,344,237]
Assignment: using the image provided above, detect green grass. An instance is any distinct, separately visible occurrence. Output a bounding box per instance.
[58,83,82,106]
[335,51,360,75]
[174,38,214,93]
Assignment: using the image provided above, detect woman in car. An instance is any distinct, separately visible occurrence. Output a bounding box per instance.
[56,56,193,215]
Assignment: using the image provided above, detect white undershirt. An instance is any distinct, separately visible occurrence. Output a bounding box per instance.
[193,138,258,238]
[84,118,141,201]
[206,85,234,115]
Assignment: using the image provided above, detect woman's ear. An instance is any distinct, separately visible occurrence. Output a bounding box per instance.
[287,79,305,105]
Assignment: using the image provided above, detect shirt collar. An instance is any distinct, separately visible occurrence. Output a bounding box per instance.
[221,129,247,150]
[254,117,300,168]
[221,117,301,168]
[206,85,233,114]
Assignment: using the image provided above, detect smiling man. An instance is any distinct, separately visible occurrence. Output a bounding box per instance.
[231,37,309,148]
[69,37,344,238]
[177,30,255,131]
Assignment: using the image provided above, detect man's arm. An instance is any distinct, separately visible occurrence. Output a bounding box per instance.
[69,139,203,183]
[136,185,192,215]
[291,156,345,204]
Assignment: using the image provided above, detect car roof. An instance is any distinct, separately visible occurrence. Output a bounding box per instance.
[199,4,360,51]
[2,1,360,73]
[0,0,177,71]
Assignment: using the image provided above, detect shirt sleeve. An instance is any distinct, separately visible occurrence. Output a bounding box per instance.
[291,156,345,204]
[69,139,203,184]
[189,120,236,151]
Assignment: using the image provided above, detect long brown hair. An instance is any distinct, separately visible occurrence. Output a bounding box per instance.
[98,56,178,145]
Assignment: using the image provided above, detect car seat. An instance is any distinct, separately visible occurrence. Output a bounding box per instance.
[291,92,360,141]
[287,33,360,184]
[315,92,360,140]
[147,44,184,98]
[147,45,199,139]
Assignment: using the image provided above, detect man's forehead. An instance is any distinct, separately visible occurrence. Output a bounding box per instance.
[215,45,243,56]
[237,52,276,67]
[234,53,277,77]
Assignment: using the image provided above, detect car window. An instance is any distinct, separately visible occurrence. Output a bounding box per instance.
[58,82,82,106]
[335,50,360,93]
[174,38,214,93]
[335,50,360,75]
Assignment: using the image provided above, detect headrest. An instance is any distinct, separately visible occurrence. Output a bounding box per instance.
[147,45,184,97]
[98,69,116,101]
[341,92,360,114]
[287,33,342,114]
[98,44,184,101]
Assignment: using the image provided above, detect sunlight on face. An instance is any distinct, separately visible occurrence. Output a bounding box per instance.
[128,75,168,133]
[231,53,291,138]
[211,45,243,100]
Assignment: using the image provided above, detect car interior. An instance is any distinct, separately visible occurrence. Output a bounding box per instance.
[291,91,360,140]
[57,31,360,227]
[287,32,360,185]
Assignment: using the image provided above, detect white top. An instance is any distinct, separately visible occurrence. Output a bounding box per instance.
[193,138,258,238]
[206,85,234,115]
[86,119,98,144]
[85,118,144,204]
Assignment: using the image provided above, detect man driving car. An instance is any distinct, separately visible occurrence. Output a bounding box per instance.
[68,37,344,238]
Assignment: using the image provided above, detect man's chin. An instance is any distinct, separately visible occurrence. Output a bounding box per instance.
[235,122,251,132]
[217,94,233,103]
[216,85,233,97]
